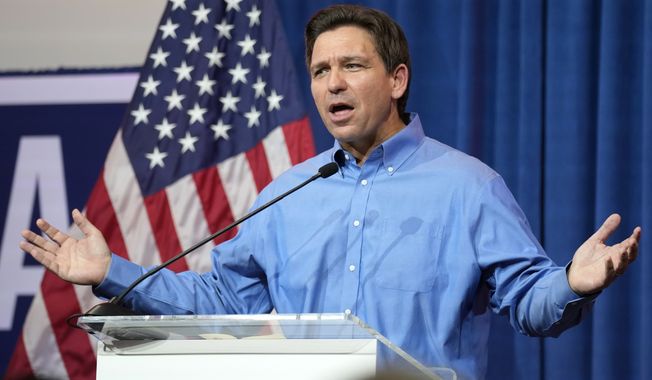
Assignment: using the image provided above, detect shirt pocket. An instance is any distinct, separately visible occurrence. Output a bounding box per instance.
[369,217,444,293]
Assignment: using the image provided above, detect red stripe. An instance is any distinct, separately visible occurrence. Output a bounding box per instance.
[40,272,95,380]
[245,142,274,192]
[193,166,238,245]
[143,190,189,272]
[4,333,35,380]
[85,171,129,259]
[281,117,315,164]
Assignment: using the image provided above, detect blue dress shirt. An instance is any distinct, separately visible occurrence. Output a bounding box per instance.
[95,114,593,379]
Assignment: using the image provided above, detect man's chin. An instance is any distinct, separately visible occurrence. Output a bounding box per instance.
[329,129,360,144]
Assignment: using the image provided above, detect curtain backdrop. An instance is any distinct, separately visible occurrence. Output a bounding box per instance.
[275,0,652,379]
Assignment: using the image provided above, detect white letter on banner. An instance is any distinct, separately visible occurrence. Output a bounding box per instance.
[0,136,69,330]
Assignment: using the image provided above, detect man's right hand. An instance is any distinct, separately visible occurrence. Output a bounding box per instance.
[19,209,111,286]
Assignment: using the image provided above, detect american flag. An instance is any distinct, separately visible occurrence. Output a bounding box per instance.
[5,0,314,378]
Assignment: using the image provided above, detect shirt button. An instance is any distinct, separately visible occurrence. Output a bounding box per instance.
[387,166,394,173]
[361,179,368,186]
[353,220,360,227]
[344,309,352,315]
[345,154,350,160]
[349,265,356,272]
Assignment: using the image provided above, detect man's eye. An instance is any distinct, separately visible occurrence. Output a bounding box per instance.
[345,63,362,70]
[313,68,328,78]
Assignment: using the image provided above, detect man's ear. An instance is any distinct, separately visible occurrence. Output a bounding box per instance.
[390,63,409,100]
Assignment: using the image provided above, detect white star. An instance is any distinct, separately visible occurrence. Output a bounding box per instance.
[154,118,176,140]
[149,47,170,68]
[130,104,151,125]
[164,89,185,111]
[246,5,262,27]
[225,0,242,12]
[192,3,211,25]
[195,74,216,96]
[173,61,194,82]
[169,0,186,11]
[159,18,179,39]
[178,132,199,153]
[205,47,225,67]
[244,106,261,128]
[237,34,257,56]
[219,91,240,113]
[146,146,168,169]
[228,62,250,84]
[139,75,160,97]
[252,76,266,98]
[211,119,232,140]
[256,47,271,68]
[215,18,234,40]
[183,32,202,53]
[187,103,207,124]
[266,89,284,111]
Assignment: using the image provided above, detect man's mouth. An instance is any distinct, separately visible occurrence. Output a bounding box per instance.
[328,103,354,122]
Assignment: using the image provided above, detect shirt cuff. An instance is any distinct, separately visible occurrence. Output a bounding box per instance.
[93,254,145,300]
[551,263,599,310]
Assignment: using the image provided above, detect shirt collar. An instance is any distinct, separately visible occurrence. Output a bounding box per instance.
[330,113,425,176]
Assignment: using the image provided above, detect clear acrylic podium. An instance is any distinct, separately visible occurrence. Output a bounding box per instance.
[78,313,456,380]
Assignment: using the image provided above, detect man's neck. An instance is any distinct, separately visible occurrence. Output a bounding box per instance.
[341,119,406,165]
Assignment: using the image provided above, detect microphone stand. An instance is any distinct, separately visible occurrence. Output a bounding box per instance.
[83,162,340,317]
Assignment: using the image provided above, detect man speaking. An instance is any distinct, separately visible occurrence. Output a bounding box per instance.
[20,5,640,379]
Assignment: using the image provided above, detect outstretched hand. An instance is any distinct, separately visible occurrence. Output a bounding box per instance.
[567,214,641,296]
[19,209,111,286]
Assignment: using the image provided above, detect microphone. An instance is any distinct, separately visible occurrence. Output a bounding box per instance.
[83,162,340,317]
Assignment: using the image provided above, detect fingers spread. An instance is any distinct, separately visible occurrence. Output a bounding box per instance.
[19,241,58,271]
[72,209,96,236]
[626,236,639,263]
[606,241,630,276]
[21,229,60,253]
[36,218,69,246]
[604,257,616,285]
[590,213,621,243]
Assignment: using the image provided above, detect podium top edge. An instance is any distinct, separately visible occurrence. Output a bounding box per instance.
[78,312,351,323]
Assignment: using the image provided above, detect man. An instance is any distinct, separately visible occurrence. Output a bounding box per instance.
[20,5,640,379]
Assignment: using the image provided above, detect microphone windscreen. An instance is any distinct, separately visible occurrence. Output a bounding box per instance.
[318,162,340,178]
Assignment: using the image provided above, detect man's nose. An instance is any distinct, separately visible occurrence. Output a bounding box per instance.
[327,69,346,93]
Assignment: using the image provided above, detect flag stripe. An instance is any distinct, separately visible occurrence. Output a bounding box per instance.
[5,334,35,379]
[104,131,160,266]
[166,175,214,272]
[282,117,315,165]
[86,172,129,259]
[192,167,238,245]
[218,153,259,220]
[143,190,190,273]
[72,285,102,354]
[40,272,95,380]
[21,292,68,380]
[263,125,293,179]
[7,2,317,378]
[246,142,274,192]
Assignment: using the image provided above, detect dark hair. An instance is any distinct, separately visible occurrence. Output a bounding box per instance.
[305,4,412,123]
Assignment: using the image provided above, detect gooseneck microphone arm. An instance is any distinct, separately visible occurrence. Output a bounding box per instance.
[83,162,340,317]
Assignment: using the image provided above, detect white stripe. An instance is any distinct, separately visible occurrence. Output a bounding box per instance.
[22,291,69,380]
[68,214,101,353]
[72,284,102,354]
[103,130,160,267]
[165,175,214,273]
[218,153,258,220]
[262,126,293,179]
[0,73,138,105]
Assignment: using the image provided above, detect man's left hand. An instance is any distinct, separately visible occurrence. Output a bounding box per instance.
[567,213,641,296]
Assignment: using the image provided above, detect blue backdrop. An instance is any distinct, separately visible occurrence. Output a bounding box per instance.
[0,1,649,379]
[274,0,651,379]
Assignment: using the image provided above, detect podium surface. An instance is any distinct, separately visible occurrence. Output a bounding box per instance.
[78,313,455,380]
